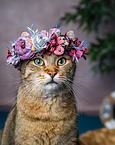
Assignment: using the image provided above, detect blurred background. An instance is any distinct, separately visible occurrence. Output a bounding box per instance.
[0,0,115,116]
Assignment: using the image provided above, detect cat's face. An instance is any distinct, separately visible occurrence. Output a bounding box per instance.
[21,54,76,93]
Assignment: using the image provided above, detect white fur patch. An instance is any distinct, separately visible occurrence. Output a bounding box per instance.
[42,73,60,92]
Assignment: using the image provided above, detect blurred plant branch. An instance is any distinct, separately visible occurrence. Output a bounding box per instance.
[60,0,115,74]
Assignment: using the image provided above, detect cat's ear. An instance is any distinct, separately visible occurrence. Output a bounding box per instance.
[21,32,30,37]
[67,31,75,39]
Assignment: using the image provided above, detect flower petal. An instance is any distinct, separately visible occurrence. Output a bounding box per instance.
[49,28,61,37]
[76,50,83,59]
[58,40,65,45]
[41,30,47,36]
[54,45,64,55]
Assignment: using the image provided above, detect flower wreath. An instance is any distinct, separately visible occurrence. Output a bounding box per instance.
[6,25,89,70]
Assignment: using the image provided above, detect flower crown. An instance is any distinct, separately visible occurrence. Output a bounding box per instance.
[6,25,89,70]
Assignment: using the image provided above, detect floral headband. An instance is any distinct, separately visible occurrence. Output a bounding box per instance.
[6,25,89,70]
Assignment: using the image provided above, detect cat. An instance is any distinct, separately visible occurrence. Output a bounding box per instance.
[0,26,89,145]
[0,53,78,145]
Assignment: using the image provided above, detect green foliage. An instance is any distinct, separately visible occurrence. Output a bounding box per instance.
[60,0,115,33]
[60,0,115,74]
[89,33,115,74]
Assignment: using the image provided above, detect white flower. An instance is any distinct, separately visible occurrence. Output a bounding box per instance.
[32,32,49,51]
[7,55,20,65]
[64,40,69,46]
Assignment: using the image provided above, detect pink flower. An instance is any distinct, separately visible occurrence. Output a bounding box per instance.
[41,30,47,36]
[76,50,83,59]
[49,28,61,37]
[54,45,64,55]
[49,34,65,55]
[57,36,65,45]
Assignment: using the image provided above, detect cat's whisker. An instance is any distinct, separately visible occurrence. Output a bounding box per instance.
[73,86,90,106]
[73,82,98,105]
[68,76,97,94]
[4,86,19,95]
[63,79,90,105]
[37,78,46,81]
[17,82,33,96]
[27,86,38,98]
[68,75,92,82]
[37,80,47,86]
[66,78,95,104]
[38,77,46,79]
[0,96,16,106]
[74,80,96,92]
[0,82,32,107]
[58,76,66,79]
[8,75,22,81]
[62,81,84,114]
[17,85,35,106]
[7,81,22,85]
[61,80,75,98]
[9,100,17,112]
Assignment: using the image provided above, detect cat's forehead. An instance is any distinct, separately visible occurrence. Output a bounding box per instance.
[43,54,58,62]
[35,54,72,63]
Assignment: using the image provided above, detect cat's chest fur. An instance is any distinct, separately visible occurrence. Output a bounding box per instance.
[15,84,77,145]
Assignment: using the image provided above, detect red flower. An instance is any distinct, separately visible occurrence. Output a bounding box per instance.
[50,47,55,52]
[7,50,12,59]
[50,34,57,48]
[68,48,76,57]
[48,34,65,55]
[76,38,81,46]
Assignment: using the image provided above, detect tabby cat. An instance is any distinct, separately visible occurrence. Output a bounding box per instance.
[0,53,78,144]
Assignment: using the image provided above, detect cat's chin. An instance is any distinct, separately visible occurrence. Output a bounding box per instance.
[44,83,58,90]
[42,82,63,93]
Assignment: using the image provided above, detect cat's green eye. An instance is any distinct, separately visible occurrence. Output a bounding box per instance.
[57,57,66,66]
[34,58,45,66]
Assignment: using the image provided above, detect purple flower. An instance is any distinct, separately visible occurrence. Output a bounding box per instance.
[15,36,35,60]
[6,48,20,65]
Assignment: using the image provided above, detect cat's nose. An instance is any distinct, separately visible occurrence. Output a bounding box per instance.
[48,71,57,78]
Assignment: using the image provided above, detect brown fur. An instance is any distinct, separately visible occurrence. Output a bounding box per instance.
[79,128,115,145]
[0,54,78,145]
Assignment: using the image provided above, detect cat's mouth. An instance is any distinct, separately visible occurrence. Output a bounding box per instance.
[45,80,58,85]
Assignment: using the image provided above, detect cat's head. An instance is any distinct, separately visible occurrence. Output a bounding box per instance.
[6,26,89,95]
[21,53,76,94]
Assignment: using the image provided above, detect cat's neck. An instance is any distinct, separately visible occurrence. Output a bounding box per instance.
[16,81,76,121]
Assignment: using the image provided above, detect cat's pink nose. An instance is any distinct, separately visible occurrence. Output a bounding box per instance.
[48,71,57,78]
